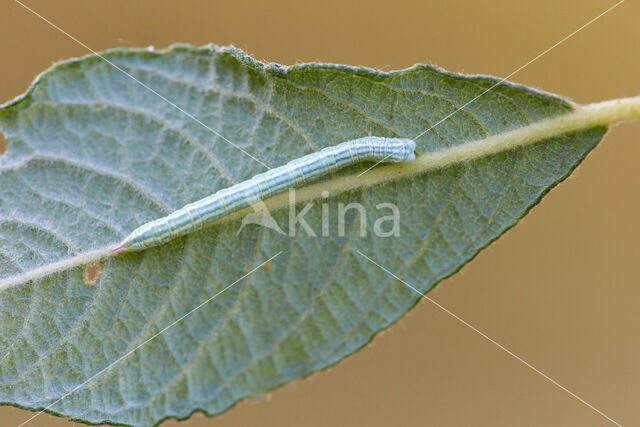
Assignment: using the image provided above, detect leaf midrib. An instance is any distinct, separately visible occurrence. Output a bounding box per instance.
[0,97,638,294]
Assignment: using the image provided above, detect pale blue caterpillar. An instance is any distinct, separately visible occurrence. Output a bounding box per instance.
[114,137,416,252]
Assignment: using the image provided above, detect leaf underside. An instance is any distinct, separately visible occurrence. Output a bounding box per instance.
[0,45,606,426]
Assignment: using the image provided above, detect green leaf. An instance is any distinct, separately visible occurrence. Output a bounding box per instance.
[0,45,610,426]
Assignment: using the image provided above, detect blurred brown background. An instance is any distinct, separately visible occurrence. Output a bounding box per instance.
[1,0,638,425]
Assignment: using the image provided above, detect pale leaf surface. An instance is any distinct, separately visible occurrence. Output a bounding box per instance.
[0,45,605,426]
